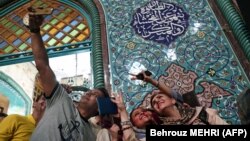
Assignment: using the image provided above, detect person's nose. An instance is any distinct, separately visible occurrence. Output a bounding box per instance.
[85,92,91,97]
[140,111,145,116]
[154,98,160,103]
[84,91,89,95]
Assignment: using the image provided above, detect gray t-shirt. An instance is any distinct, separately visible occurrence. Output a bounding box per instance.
[31,84,96,141]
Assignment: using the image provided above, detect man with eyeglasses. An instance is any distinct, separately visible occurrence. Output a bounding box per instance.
[0,107,7,123]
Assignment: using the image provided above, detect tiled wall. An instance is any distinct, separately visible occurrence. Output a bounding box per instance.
[100,0,250,124]
[0,70,32,115]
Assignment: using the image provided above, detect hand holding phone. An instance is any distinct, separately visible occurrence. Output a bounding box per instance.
[23,7,53,29]
[28,7,54,15]
[136,70,152,80]
[97,97,118,115]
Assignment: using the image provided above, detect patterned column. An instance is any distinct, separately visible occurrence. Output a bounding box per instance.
[216,0,250,60]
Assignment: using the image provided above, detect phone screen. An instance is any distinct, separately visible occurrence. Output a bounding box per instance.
[97,97,118,115]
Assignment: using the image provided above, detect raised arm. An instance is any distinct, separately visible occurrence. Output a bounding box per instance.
[111,92,139,141]
[28,14,57,97]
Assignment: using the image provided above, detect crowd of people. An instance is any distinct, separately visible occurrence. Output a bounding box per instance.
[0,9,236,141]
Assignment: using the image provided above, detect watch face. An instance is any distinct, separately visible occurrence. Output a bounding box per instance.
[23,13,29,26]
[69,91,83,102]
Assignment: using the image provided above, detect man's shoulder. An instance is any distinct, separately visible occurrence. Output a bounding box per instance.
[5,114,25,119]
[0,114,26,126]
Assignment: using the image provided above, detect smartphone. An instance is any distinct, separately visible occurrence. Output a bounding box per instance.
[28,7,54,15]
[136,70,152,80]
[97,97,118,115]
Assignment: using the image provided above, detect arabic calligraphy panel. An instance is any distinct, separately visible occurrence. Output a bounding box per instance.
[131,0,189,46]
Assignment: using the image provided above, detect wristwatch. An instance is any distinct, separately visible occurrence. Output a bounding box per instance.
[120,120,132,126]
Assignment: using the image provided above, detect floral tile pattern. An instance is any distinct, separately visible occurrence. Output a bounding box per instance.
[100,0,250,124]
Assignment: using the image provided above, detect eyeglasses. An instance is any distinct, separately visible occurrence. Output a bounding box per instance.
[85,90,100,97]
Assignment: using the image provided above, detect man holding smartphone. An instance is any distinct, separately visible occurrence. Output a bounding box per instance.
[27,13,109,141]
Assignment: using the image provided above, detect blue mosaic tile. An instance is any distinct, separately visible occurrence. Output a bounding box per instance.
[101,0,250,124]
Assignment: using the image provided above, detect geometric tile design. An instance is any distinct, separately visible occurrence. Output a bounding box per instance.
[160,63,197,94]
[0,0,90,56]
[197,82,232,108]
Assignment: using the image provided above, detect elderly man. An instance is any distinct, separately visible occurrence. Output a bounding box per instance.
[0,94,46,141]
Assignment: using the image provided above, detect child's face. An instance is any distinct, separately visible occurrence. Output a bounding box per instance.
[131,107,153,129]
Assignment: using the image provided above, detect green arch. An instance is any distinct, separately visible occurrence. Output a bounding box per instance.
[62,0,105,88]
[216,0,250,60]
[76,0,105,88]
[0,71,31,115]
